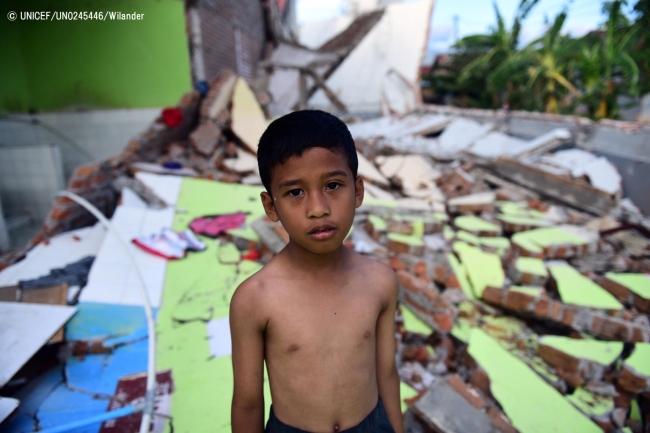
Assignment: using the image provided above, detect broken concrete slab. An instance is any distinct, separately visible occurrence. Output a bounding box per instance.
[0,397,19,424]
[498,213,553,233]
[222,149,258,174]
[135,172,184,207]
[565,386,616,428]
[454,242,504,298]
[537,336,623,382]
[492,158,619,215]
[387,232,425,256]
[508,257,548,286]
[454,215,501,237]
[398,271,456,332]
[481,286,650,342]
[0,302,77,387]
[376,154,441,195]
[0,223,105,288]
[547,263,623,310]
[617,343,650,394]
[426,118,495,159]
[468,128,571,160]
[365,214,387,241]
[412,376,501,433]
[447,191,496,214]
[454,231,511,257]
[538,149,622,196]
[309,0,433,114]
[231,77,268,153]
[357,151,389,186]
[468,329,601,433]
[511,225,598,259]
[190,119,221,156]
[600,273,650,312]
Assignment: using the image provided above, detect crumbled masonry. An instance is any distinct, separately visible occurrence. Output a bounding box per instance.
[1,69,650,433]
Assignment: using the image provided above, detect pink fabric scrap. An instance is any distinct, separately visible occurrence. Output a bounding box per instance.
[189,212,247,238]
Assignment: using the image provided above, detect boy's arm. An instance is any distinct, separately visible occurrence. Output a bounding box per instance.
[375,270,404,433]
[230,280,267,433]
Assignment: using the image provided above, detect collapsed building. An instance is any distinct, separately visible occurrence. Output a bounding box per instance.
[1,0,650,432]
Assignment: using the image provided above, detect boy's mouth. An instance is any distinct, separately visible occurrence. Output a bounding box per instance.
[308,224,336,240]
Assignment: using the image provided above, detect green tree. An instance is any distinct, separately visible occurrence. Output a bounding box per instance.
[489,10,581,114]
[439,0,540,108]
[574,0,639,118]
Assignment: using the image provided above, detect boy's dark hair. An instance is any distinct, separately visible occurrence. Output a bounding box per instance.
[257,110,358,192]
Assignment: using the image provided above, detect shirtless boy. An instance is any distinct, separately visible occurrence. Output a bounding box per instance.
[230,110,403,433]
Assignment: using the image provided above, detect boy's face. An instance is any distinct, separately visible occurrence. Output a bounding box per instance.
[261,147,364,255]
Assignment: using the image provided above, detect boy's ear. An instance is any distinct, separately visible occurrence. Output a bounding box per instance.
[261,191,280,222]
[354,175,364,209]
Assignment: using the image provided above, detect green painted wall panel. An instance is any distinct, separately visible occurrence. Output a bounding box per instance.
[3,0,191,112]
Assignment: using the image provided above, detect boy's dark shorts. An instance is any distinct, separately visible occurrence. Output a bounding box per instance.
[265,398,396,433]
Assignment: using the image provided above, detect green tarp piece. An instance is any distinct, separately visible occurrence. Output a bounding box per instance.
[468,329,601,433]
[538,336,623,365]
[402,305,432,335]
[605,273,650,300]
[549,265,623,310]
[625,342,650,376]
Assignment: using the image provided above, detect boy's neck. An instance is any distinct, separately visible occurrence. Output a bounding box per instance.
[283,239,350,276]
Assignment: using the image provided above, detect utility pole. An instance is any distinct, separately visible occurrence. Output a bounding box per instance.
[453,14,459,43]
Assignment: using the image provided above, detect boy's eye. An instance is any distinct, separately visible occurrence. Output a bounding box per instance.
[326,182,341,190]
[288,189,303,197]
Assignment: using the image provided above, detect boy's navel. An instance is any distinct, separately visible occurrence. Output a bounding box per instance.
[287,343,300,353]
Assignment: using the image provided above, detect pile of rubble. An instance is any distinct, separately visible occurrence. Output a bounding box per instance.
[1,71,649,433]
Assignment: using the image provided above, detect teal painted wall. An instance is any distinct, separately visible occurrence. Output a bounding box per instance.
[1,0,192,113]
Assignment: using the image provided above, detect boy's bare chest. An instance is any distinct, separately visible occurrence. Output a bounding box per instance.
[265,284,383,355]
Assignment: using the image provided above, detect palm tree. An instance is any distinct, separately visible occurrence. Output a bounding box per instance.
[489,10,581,114]
[574,0,639,118]
[451,0,541,108]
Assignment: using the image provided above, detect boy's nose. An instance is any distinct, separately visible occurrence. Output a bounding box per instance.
[306,192,330,218]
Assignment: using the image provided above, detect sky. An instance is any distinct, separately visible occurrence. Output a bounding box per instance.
[297,0,637,64]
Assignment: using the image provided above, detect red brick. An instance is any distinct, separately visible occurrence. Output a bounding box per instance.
[481,287,503,306]
[468,368,491,398]
[590,315,602,334]
[486,407,518,433]
[388,256,407,272]
[561,307,577,327]
[504,290,535,311]
[397,271,430,294]
[447,375,486,409]
[387,239,410,254]
[600,318,630,341]
[631,325,649,343]
[432,312,454,332]
[72,163,101,178]
[444,275,460,289]
[549,302,564,322]
[534,297,550,318]
[412,261,428,280]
